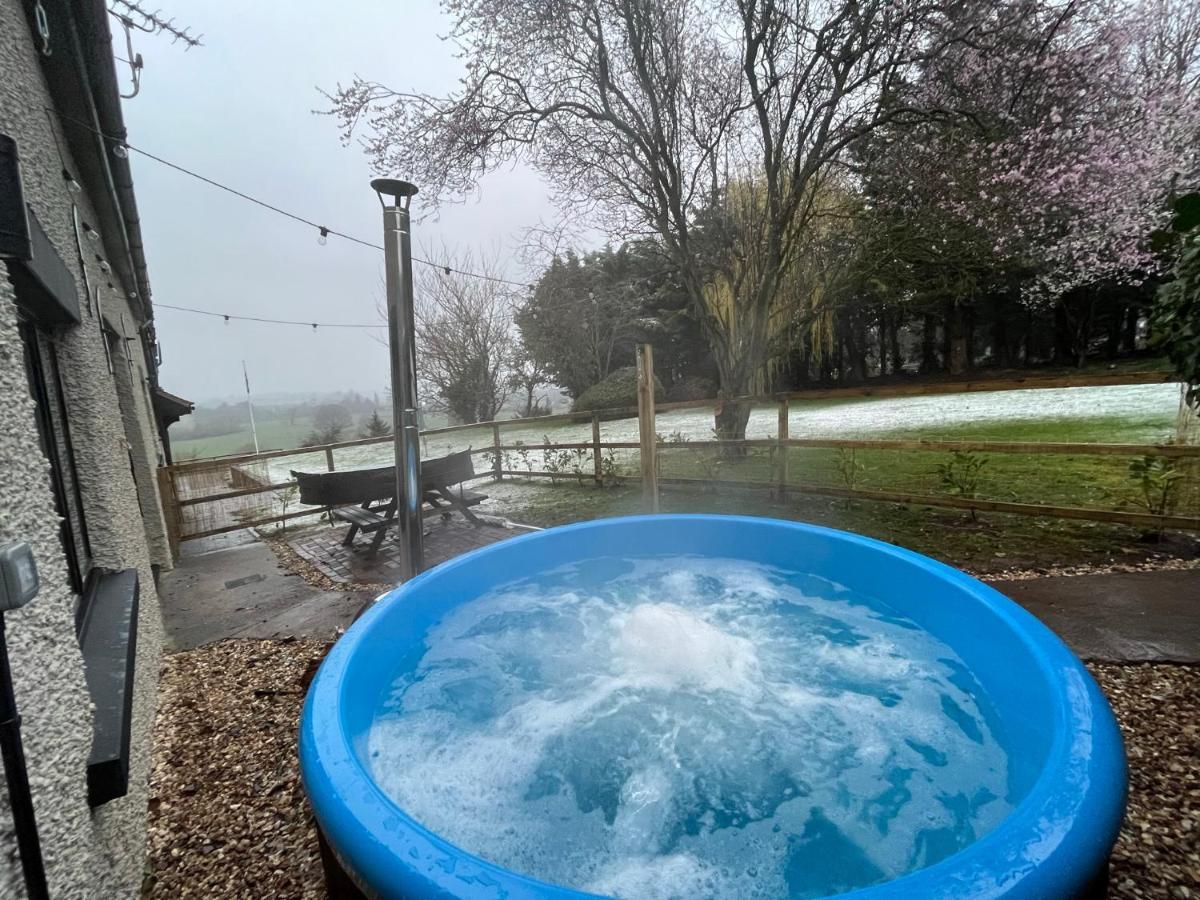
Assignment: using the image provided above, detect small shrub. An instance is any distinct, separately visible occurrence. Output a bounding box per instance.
[601,447,620,485]
[572,447,590,484]
[572,366,665,412]
[937,450,987,521]
[832,448,866,508]
[514,440,532,474]
[274,484,299,535]
[666,375,717,403]
[542,434,576,484]
[1125,455,1183,521]
[835,448,865,491]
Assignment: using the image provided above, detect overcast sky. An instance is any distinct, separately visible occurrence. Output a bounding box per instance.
[119,1,556,404]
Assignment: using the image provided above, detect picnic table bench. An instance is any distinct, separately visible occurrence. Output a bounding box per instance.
[292,449,487,554]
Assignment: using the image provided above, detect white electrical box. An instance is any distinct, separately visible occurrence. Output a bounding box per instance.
[0,543,39,611]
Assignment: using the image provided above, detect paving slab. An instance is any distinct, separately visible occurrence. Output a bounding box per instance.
[160,539,372,651]
[289,516,535,586]
[987,569,1200,663]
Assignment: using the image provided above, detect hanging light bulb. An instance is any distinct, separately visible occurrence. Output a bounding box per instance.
[318,226,329,246]
[444,265,452,276]
[62,168,82,194]
[81,222,100,243]
[96,255,111,274]
[311,323,318,331]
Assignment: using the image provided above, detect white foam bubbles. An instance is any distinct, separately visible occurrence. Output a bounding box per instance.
[613,602,762,696]
[366,556,1014,899]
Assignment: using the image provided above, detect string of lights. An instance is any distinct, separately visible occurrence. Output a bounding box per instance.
[154,303,386,330]
[50,109,536,289]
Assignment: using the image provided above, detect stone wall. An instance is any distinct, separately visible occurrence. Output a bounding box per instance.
[0,0,168,895]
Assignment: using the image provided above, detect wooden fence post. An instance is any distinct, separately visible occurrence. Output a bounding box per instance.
[776,396,790,498]
[492,423,503,481]
[592,413,603,486]
[636,344,659,512]
[324,447,336,472]
[156,466,182,563]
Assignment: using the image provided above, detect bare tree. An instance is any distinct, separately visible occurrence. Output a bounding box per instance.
[508,343,553,417]
[304,403,351,446]
[327,0,994,438]
[411,247,517,424]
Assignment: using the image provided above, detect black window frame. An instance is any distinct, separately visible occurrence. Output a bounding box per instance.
[17,314,91,594]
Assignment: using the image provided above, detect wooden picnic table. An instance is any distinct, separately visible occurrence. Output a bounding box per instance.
[292,449,487,554]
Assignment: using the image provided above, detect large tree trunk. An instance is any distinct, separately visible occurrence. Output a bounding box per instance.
[877,315,889,375]
[946,302,969,376]
[1121,304,1138,353]
[712,360,756,457]
[993,305,1012,368]
[964,306,977,370]
[888,318,903,375]
[714,398,753,444]
[842,316,868,383]
[1053,302,1075,365]
[1105,303,1124,358]
[921,313,940,373]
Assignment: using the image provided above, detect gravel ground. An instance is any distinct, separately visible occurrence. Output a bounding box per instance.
[980,556,1200,582]
[1094,664,1200,899]
[144,642,1198,899]
[144,639,331,899]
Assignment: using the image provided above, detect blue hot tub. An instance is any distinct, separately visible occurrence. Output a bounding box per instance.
[300,515,1126,899]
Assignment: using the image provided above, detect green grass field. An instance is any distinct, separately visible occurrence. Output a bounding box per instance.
[488,411,1199,573]
[487,477,1198,575]
[648,415,1199,515]
[170,417,316,460]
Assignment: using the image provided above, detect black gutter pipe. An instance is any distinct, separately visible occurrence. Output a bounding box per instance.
[0,612,49,900]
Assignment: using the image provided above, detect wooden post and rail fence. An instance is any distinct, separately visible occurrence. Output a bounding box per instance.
[155,352,1199,559]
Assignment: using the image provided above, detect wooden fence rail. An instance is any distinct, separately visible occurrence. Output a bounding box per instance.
[158,362,1194,556]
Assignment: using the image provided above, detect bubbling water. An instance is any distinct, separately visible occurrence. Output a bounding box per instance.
[367,557,1013,898]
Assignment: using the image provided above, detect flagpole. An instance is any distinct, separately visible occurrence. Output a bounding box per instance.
[242,360,260,455]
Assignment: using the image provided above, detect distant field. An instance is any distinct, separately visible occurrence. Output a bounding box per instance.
[170,417,315,460]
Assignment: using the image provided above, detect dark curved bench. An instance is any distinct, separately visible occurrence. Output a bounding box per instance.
[292,449,487,554]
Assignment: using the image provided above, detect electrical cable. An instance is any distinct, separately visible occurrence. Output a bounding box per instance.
[49,110,535,289]
[154,302,385,330]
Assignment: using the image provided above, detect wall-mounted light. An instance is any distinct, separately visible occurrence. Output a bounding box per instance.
[62,168,81,194]
[95,255,111,274]
[111,143,128,160]
[81,222,100,243]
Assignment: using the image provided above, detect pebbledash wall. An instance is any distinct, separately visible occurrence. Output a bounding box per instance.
[1,0,173,896]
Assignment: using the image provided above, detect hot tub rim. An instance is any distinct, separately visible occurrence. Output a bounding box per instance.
[300,514,1126,899]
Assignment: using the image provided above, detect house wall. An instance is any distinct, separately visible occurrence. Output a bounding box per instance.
[1,0,168,895]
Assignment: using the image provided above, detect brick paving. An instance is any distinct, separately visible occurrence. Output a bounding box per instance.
[289,515,534,586]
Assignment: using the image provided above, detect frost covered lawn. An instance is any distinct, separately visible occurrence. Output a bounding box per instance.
[252,382,1197,572]
[264,382,1186,484]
